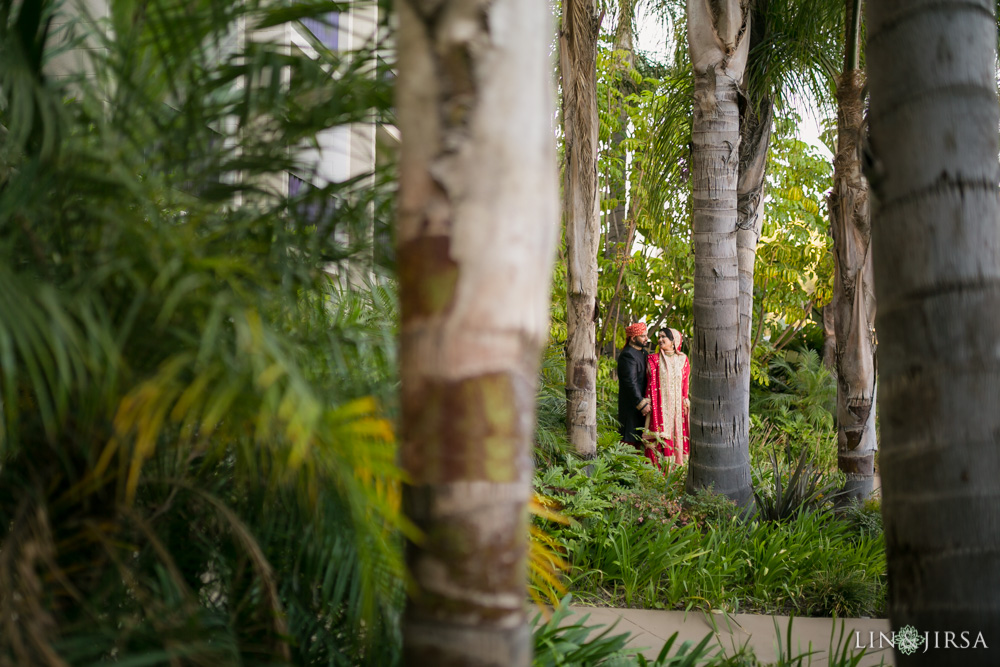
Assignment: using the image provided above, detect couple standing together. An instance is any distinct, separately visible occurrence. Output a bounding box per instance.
[617,322,690,470]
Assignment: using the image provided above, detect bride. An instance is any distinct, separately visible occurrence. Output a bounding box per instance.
[644,328,690,469]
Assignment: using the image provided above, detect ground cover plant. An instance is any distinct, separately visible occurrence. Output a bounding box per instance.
[532,338,886,623]
[534,445,886,619]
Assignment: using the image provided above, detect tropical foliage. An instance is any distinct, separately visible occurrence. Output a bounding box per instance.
[595,39,694,352]
[752,446,843,522]
[532,443,885,618]
[1,0,893,664]
[1,0,405,663]
[750,349,839,471]
[594,64,834,378]
[535,0,871,634]
[750,118,835,382]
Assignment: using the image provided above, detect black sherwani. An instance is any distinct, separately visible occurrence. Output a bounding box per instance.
[617,344,648,444]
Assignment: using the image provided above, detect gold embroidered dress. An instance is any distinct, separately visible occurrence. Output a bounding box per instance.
[644,335,690,468]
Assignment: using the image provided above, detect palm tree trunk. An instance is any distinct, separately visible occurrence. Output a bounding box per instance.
[829,19,876,500]
[736,97,772,398]
[562,0,602,458]
[732,2,773,510]
[684,0,753,505]
[736,0,772,392]
[868,0,1000,661]
[395,0,558,663]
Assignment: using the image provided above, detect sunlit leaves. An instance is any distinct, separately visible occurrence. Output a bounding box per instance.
[594,39,694,350]
[752,110,834,374]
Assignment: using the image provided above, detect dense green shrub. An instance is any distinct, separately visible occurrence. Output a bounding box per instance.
[535,342,574,462]
[681,488,741,528]
[534,445,886,617]
[750,350,838,471]
[1,1,404,663]
[534,342,622,466]
[838,497,884,542]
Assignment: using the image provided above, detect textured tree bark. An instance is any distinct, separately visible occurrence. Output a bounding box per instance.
[736,96,771,403]
[736,0,772,399]
[829,63,876,502]
[732,4,771,511]
[821,303,836,372]
[395,0,558,664]
[684,0,753,506]
[562,0,601,458]
[868,0,1000,662]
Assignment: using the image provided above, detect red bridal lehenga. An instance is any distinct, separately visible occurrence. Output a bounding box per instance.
[644,334,690,470]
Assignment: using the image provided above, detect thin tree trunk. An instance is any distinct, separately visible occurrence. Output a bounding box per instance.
[598,6,635,357]
[868,0,1000,662]
[829,52,876,501]
[732,4,772,512]
[395,0,558,663]
[604,5,634,262]
[598,164,645,355]
[598,202,637,355]
[736,0,772,399]
[684,0,753,505]
[600,8,634,358]
[605,153,628,261]
[562,0,601,458]
[821,303,836,373]
[736,96,771,397]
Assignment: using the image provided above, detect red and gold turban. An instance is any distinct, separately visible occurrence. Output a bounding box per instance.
[625,322,647,337]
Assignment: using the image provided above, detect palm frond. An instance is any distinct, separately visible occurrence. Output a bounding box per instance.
[1,0,404,663]
[745,0,844,114]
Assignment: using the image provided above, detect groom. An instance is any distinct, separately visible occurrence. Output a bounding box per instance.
[617,322,650,449]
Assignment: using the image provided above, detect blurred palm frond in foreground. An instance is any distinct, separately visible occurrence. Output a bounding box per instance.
[0,0,406,664]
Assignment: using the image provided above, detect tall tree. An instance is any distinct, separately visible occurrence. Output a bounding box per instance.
[684,0,754,505]
[685,0,841,503]
[562,0,603,457]
[736,1,773,430]
[867,0,1000,662]
[829,0,876,500]
[395,0,559,664]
